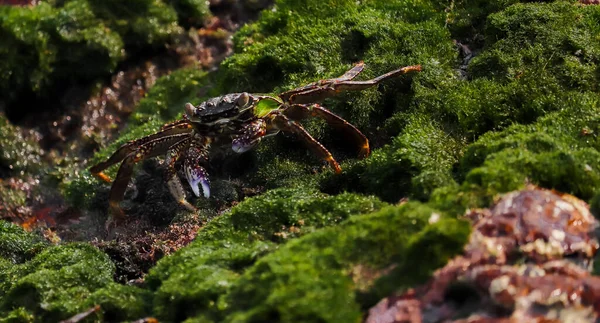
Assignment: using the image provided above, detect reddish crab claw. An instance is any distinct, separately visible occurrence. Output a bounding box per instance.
[90,62,421,224]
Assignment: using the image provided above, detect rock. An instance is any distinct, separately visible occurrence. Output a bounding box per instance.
[367,187,600,323]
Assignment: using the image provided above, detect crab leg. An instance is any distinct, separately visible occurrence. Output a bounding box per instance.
[90,122,192,182]
[183,138,211,199]
[101,133,191,220]
[269,112,341,173]
[231,119,269,153]
[283,104,370,158]
[282,64,422,105]
[164,138,196,212]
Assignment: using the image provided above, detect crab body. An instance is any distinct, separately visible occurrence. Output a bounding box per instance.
[90,62,421,222]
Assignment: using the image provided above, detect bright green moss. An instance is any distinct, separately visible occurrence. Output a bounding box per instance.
[147,189,385,321]
[429,92,600,212]
[84,283,152,321]
[229,188,386,241]
[219,203,470,322]
[322,115,463,202]
[0,221,47,265]
[0,244,115,321]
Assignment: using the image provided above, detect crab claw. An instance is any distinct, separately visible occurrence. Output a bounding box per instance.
[184,161,210,198]
[232,136,261,154]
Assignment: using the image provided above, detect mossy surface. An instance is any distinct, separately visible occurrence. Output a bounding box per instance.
[0,221,47,264]
[6,0,600,321]
[0,243,115,321]
[146,188,386,321]
[0,0,196,109]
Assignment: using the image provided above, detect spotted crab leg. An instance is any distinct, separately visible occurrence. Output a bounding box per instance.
[231,119,269,153]
[90,122,192,182]
[283,103,370,158]
[183,137,211,200]
[268,112,341,173]
[280,63,422,105]
[164,138,196,212]
[96,133,191,222]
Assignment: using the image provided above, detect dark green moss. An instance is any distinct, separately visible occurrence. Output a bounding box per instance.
[219,203,470,322]
[0,0,185,109]
[0,2,123,104]
[0,221,47,265]
[85,0,180,47]
[0,244,115,321]
[168,0,212,27]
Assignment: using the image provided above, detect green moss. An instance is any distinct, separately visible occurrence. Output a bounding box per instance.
[0,115,43,175]
[0,307,34,323]
[428,92,600,213]
[219,203,470,322]
[147,189,385,321]
[322,115,463,202]
[0,2,124,103]
[84,283,152,321]
[85,0,181,47]
[0,0,184,106]
[0,221,47,265]
[0,244,115,321]
[168,0,212,27]
[229,188,386,241]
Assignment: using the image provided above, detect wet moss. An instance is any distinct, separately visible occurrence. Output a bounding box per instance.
[0,115,43,175]
[219,203,469,322]
[0,2,124,105]
[146,188,385,321]
[0,0,185,111]
[84,283,153,321]
[429,91,600,213]
[321,115,463,202]
[0,243,115,321]
[0,221,47,265]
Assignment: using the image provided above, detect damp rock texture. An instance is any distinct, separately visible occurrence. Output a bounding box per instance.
[367,187,600,323]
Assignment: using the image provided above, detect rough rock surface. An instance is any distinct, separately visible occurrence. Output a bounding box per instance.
[367,187,600,323]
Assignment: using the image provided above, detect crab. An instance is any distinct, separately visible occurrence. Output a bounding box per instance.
[90,62,421,220]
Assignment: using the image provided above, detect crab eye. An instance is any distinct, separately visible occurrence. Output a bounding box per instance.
[236,92,250,108]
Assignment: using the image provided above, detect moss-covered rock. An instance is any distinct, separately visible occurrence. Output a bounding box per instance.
[0,0,188,110]
[84,283,153,321]
[10,0,600,321]
[0,243,115,321]
[0,221,47,265]
[146,188,386,321]
[219,203,469,322]
[0,1,123,105]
